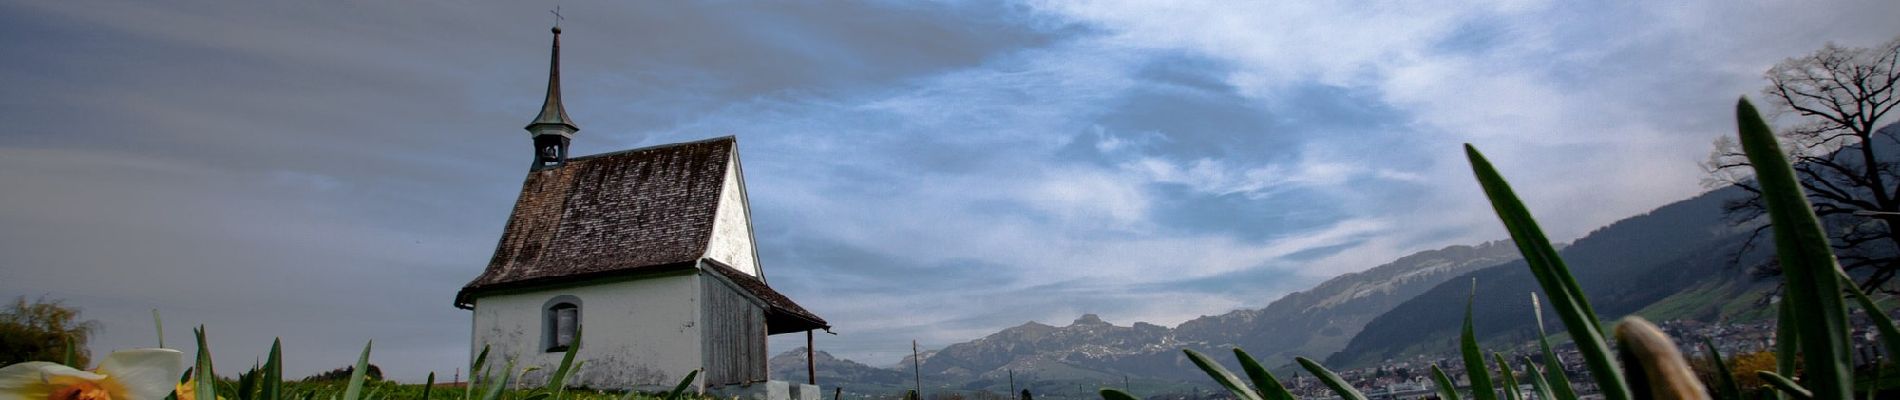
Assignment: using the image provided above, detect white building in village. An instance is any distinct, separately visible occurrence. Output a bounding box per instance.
[454,26,829,394]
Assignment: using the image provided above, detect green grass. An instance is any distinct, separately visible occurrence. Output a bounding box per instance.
[1632,278,1776,323]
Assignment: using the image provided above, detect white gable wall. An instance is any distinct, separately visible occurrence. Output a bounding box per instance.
[704,152,761,277]
[468,273,701,389]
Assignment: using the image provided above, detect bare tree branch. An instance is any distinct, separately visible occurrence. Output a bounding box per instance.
[1717,35,1900,291]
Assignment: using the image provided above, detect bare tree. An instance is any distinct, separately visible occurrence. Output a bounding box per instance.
[1706,35,1900,291]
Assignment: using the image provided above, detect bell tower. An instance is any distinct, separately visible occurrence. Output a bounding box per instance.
[526,26,579,169]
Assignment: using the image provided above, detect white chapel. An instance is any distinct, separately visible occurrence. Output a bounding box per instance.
[454,26,829,392]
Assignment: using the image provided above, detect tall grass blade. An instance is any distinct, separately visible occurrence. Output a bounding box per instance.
[342,341,372,400]
[1523,359,1557,400]
[664,369,699,400]
[1295,357,1367,400]
[63,335,77,368]
[466,345,490,400]
[1493,353,1520,400]
[1461,281,1496,400]
[1842,272,1900,359]
[1234,349,1295,400]
[545,329,583,400]
[1183,349,1262,400]
[1532,293,1579,400]
[422,373,434,400]
[153,309,165,348]
[480,359,513,400]
[195,327,217,400]
[1775,297,1797,400]
[1703,339,1741,400]
[1467,144,1629,400]
[1099,389,1140,400]
[1614,317,1710,400]
[1431,365,1462,400]
[1734,98,1852,400]
[238,363,260,400]
[1869,361,1881,400]
[264,339,282,400]
[567,361,584,389]
[1757,372,1812,400]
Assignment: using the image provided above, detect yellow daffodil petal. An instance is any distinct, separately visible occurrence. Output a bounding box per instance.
[171,381,192,400]
[94,349,182,400]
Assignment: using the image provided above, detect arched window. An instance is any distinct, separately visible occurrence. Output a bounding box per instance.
[542,295,581,352]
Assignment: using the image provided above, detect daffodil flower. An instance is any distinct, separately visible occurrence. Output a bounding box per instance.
[0,349,183,400]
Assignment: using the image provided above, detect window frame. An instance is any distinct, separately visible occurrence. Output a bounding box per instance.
[541,295,582,353]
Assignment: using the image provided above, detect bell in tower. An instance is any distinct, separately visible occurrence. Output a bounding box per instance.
[526,26,578,170]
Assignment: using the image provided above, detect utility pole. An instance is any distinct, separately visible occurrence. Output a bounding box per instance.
[1008,370,1016,400]
[913,340,923,400]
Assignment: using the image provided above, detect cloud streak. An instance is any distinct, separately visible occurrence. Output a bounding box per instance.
[1,0,1896,380]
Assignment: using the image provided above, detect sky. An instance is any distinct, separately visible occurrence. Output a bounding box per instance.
[2,0,1897,381]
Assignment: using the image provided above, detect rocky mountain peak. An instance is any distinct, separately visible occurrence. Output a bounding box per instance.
[1073,313,1107,326]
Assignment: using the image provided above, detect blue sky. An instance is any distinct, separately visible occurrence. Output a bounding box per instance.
[2,0,1896,380]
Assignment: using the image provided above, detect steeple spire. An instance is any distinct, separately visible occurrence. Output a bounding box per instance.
[526,25,578,169]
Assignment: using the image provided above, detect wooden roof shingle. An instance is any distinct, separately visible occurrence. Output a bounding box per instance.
[455,136,731,306]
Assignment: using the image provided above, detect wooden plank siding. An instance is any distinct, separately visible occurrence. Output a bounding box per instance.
[700,270,769,386]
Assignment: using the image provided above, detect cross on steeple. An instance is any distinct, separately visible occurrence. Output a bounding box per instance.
[549,6,563,29]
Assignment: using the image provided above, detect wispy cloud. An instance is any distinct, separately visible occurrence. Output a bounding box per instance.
[2,0,1896,378]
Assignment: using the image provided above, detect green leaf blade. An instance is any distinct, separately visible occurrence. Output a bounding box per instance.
[1233,349,1295,400]
[480,359,513,400]
[1183,349,1261,400]
[1295,357,1367,400]
[195,327,217,400]
[1460,282,1496,400]
[545,329,583,399]
[1703,339,1741,400]
[1532,293,1578,400]
[1099,389,1140,400]
[342,341,372,400]
[1734,98,1853,400]
[1466,145,1630,400]
[63,335,78,368]
[664,369,699,400]
[265,338,283,400]
[1493,353,1520,400]
[1843,273,1900,361]
[1758,371,1814,400]
[466,345,490,400]
[1430,365,1462,400]
[1522,359,1557,400]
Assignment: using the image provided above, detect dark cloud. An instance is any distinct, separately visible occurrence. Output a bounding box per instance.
[5,0,1896,380]
[0,0,1062,380]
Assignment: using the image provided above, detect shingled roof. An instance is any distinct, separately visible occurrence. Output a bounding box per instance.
[455,137,758,302]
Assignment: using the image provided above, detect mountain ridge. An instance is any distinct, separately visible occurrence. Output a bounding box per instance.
[772,240,1527,389]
